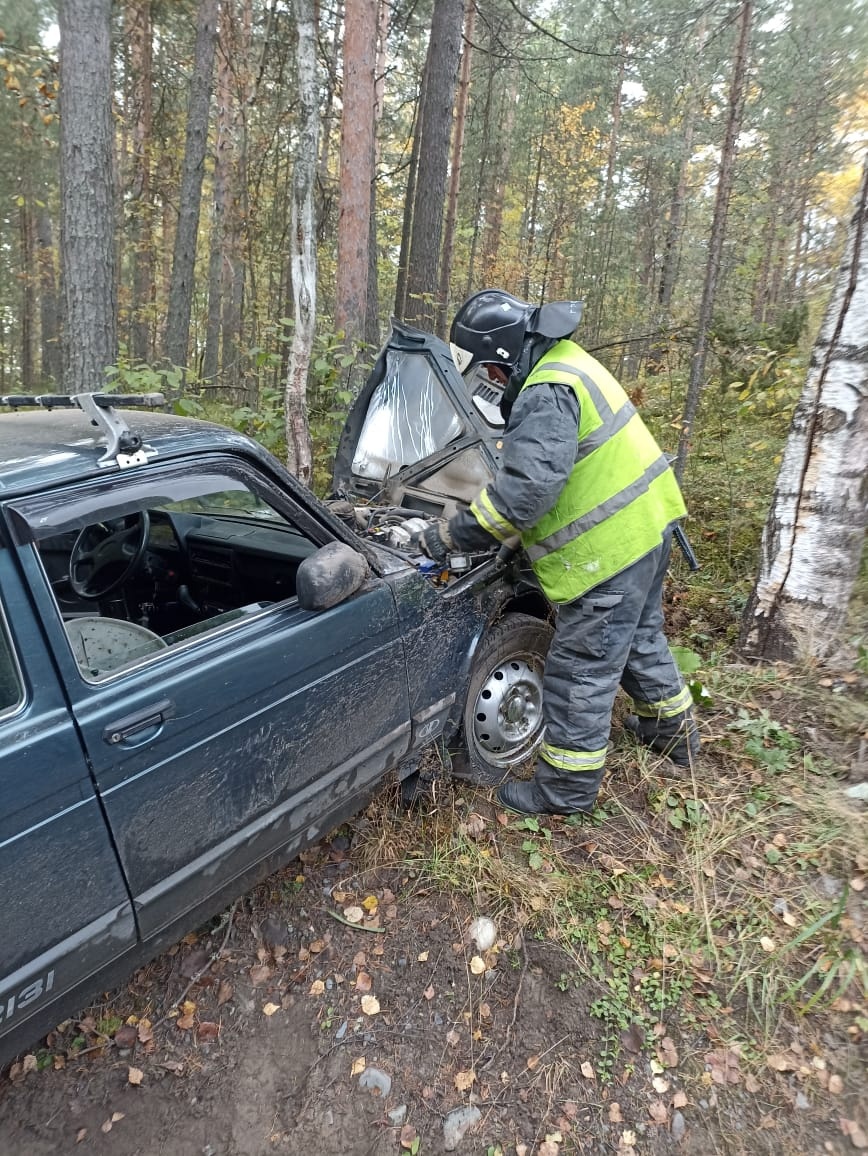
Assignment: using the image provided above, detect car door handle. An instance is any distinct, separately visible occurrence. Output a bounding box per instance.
[103,699,175,745]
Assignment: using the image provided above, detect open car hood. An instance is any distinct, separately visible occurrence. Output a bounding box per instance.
[333,321,506,520]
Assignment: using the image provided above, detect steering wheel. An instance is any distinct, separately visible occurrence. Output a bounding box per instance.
[69,512,151,599]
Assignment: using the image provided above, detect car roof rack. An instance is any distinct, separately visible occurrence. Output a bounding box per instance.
[0,392,166,468]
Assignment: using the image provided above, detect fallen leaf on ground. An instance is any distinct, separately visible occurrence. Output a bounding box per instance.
[446,1029,460,1047]
[176,1012,195,1030]
[652,1077,670,1093]
[351,1057,366,1077]
[706,1048,741,1085]
[180,948,209,977]
[100,1112,125,1134]
[538,1142,560,1156]
[362,895,379,911]
[423,984,435,1001]
[744,1074,761,1093]
[767,1053,799,1072]
[355,971,372,993]
[127,1067,143,1086]
[197,1021,220,1042]
[526,1055,540,1070]
[399,1124,418,1149]
[620,1024,644,1053]
[672,1090,688,1108]
[75,1129,87,1143]
[249,962,273,986]
[360,995,380,1015]
[608,1103,623,1123]
[417,950,429,962]
[829,1074,844,1094]
[659,1036,679,1067]
[454,1069,476,1092]
[342,906,364,924]
[262,1002,280,1016]
[760,936,776,953]
[309,980,325,996]
[469,955,486,975]
[580,1061,595,1079]
[217,980,233,1006]
[137,1018,153,1044]
[649,1100,668,1124]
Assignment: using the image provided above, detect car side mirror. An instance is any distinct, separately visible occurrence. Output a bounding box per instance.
[296,541,369,612]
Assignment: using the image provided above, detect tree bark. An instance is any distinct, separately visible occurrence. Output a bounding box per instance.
[164,0,218,370]
[435,0,474,337]
[335,0,378,347]
[127,0,154,363]
[285,0,318,483]
[740,161,868,662]
[403,0,463,328]
[394,75,425,319]
[19,197,35,389]
[203,18,232,384]
[36,208,62,384]
[674,0,752,483]
[59,0,117,392]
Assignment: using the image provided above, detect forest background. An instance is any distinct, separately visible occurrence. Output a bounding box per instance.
[0,0,866,638]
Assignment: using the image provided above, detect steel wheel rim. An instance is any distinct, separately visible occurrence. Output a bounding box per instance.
[471,654,544,768]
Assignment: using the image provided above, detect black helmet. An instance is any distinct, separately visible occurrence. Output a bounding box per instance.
[449,288,583,375]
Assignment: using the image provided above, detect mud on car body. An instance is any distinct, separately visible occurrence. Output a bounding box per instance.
[0,323,552,1065]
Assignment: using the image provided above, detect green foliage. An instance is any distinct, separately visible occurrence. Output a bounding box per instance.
[105,350,188,396]
[728,708,800,773]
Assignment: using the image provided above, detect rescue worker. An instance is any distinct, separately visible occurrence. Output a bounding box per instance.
[417,289,699,816]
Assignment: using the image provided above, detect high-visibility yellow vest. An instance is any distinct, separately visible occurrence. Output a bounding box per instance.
[471,340,686,603]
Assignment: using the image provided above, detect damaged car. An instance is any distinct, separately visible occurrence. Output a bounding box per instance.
[0,321,552,1064]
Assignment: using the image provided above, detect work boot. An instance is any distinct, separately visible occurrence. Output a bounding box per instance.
[623,712,699,767]
[496,761,604,817]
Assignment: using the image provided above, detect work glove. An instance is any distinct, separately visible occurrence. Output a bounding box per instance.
[414,520,454,564]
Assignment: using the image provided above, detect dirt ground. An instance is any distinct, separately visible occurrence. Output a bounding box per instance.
[0,785,864,1156]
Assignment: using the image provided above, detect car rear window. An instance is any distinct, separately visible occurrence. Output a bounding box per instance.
[0,606,23,716]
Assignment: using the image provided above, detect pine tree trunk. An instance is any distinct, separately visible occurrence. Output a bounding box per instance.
[19,197,35,389]
[464,54,493,298]
[203,19,232,384]
[740,162,868,662]
[127,0,154,364]
[435,0,474,336]
[674,0,752,483]
[335,0,377,346]
[164,0,218,370]
[403,0,463,328]
[36,208,62,385]
[480,74,517,286]
[394,75,425,319]
[59,0,117,393]
[285,0,318,483]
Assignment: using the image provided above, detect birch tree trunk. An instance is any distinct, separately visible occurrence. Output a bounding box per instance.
[59,0,117,392]
[740,163,868,663]
[164,0,218,369]
[284,0,318,483]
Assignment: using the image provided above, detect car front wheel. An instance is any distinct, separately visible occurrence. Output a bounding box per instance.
[452,612,553,786]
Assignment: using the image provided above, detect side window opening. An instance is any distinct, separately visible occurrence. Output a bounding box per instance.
[0,604,23,716]
[17,468,323,681]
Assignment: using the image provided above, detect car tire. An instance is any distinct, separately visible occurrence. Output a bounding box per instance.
[452,612,553,787]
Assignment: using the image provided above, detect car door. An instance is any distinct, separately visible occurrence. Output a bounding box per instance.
[9,456,411,940]
[0,534,136,1058]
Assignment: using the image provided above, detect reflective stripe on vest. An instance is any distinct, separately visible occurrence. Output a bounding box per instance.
[517,341,686,603]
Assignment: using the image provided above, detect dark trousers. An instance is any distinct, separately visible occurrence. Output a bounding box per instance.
[533,527,695,812]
